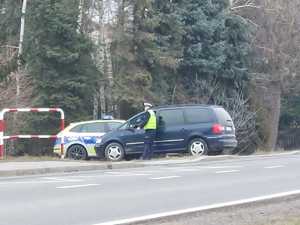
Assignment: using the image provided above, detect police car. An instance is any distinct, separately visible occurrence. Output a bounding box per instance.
[53,119,125,160]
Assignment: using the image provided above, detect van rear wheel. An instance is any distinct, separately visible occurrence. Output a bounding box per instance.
[188,138,208,156]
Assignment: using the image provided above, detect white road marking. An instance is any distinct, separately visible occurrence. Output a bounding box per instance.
[204,166,243,169]
[105,172,123,175]
[63,175,96,178]
[92,189,300,225]
[172,168,199,172]
[264,165,284,169]
[56,184,100,189]
[43,177,83,182]
[0,180,66,185]
[215,170,240,174]
[165,165,243,172]
[164,167,199,172]
[105,172,150,176]
[150,176,180,180]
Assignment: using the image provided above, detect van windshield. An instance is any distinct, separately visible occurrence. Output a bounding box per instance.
[118,112,145,130]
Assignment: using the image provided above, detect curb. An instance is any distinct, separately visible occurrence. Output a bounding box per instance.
[0,150,298,177]
[0,162,145,177]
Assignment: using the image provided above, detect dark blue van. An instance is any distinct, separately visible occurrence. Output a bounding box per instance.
[95,105,237,161]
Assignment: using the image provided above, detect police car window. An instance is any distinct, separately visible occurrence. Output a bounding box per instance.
[185,108,215,123]
[70,125,83,132]
[106,122,122,132]
[81,123,105,133]
[159,109,184,126]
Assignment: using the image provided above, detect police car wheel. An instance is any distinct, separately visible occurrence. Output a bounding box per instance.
[188,138,208,156]
[105,142,124,161]
[67,145,88,160]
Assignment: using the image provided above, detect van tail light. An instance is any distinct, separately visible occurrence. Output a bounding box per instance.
[212,124,224,134]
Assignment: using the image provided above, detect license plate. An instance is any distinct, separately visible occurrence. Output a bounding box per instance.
[225,126,233,131]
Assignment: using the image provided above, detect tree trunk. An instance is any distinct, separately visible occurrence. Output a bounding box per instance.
[99,83,106,117]
[16,0,27,107]
[93,92,99,119]
[104,41,114,113]
[77,0,84,33]
[265,82,281,151]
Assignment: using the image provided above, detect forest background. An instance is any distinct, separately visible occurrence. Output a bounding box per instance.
[1,0,300,155]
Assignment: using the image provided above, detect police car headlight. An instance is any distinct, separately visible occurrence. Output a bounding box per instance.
[96,138,102,144]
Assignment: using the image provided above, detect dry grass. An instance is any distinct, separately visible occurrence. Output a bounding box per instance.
[0,155,59,162]
[267,219,300,225]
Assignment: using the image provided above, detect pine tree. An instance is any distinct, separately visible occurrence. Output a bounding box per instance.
[112,0,184,113]
[25,0,98,122]
[180,0,251,101]
[0,0,20,79]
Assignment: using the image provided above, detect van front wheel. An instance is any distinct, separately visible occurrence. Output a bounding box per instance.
[188,138,208,156]
[105,142,125,161]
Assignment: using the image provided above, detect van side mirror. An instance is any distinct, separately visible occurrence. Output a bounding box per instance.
[127,124,136,132]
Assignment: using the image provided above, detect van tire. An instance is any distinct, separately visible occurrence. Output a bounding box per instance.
[105,142,125,161]
[188,138,208,156]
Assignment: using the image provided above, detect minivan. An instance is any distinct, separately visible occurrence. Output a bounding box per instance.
[94,105,237,161]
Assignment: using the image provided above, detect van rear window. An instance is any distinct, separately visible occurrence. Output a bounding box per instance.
[184,108,214,123]
[213,108,233,124]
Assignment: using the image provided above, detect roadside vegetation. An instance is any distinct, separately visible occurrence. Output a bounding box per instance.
[274,220,300,225]
[0,0,300,156]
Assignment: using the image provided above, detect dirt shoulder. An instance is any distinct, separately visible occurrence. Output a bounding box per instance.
[132,195,300,225]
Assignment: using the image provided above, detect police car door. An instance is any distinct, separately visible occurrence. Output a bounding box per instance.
[80,122,106,156]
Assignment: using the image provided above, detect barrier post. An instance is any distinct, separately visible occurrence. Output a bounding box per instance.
[0,111,4,159]
[59,109,65,159]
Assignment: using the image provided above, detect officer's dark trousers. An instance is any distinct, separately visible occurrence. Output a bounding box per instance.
[142,129,156,160]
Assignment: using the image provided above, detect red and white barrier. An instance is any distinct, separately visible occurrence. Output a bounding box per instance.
[0,108,65,159]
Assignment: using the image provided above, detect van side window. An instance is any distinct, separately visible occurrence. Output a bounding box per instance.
[159,109,184,126]
[185,108,214,123]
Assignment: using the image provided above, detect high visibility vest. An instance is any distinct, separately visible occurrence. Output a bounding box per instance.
[144,110,157,130]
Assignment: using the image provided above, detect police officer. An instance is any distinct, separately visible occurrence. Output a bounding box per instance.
[141,103,157,160]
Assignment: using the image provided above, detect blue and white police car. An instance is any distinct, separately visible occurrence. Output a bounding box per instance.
[53,119,125,160]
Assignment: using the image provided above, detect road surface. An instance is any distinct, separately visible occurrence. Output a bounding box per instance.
[0,154,299,225]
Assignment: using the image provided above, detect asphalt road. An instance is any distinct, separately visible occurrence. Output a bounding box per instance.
[0,154,300,225]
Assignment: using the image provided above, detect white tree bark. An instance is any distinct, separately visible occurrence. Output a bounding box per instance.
[77,0,84,33]
[16,0,27,107]
[87,0,122,118]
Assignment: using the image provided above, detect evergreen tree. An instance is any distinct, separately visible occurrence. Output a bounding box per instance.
[25,0,98,122]
[180,0,251,101]
[0,0,20,79]
[144,0,184,104]
[112,0,184,113]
